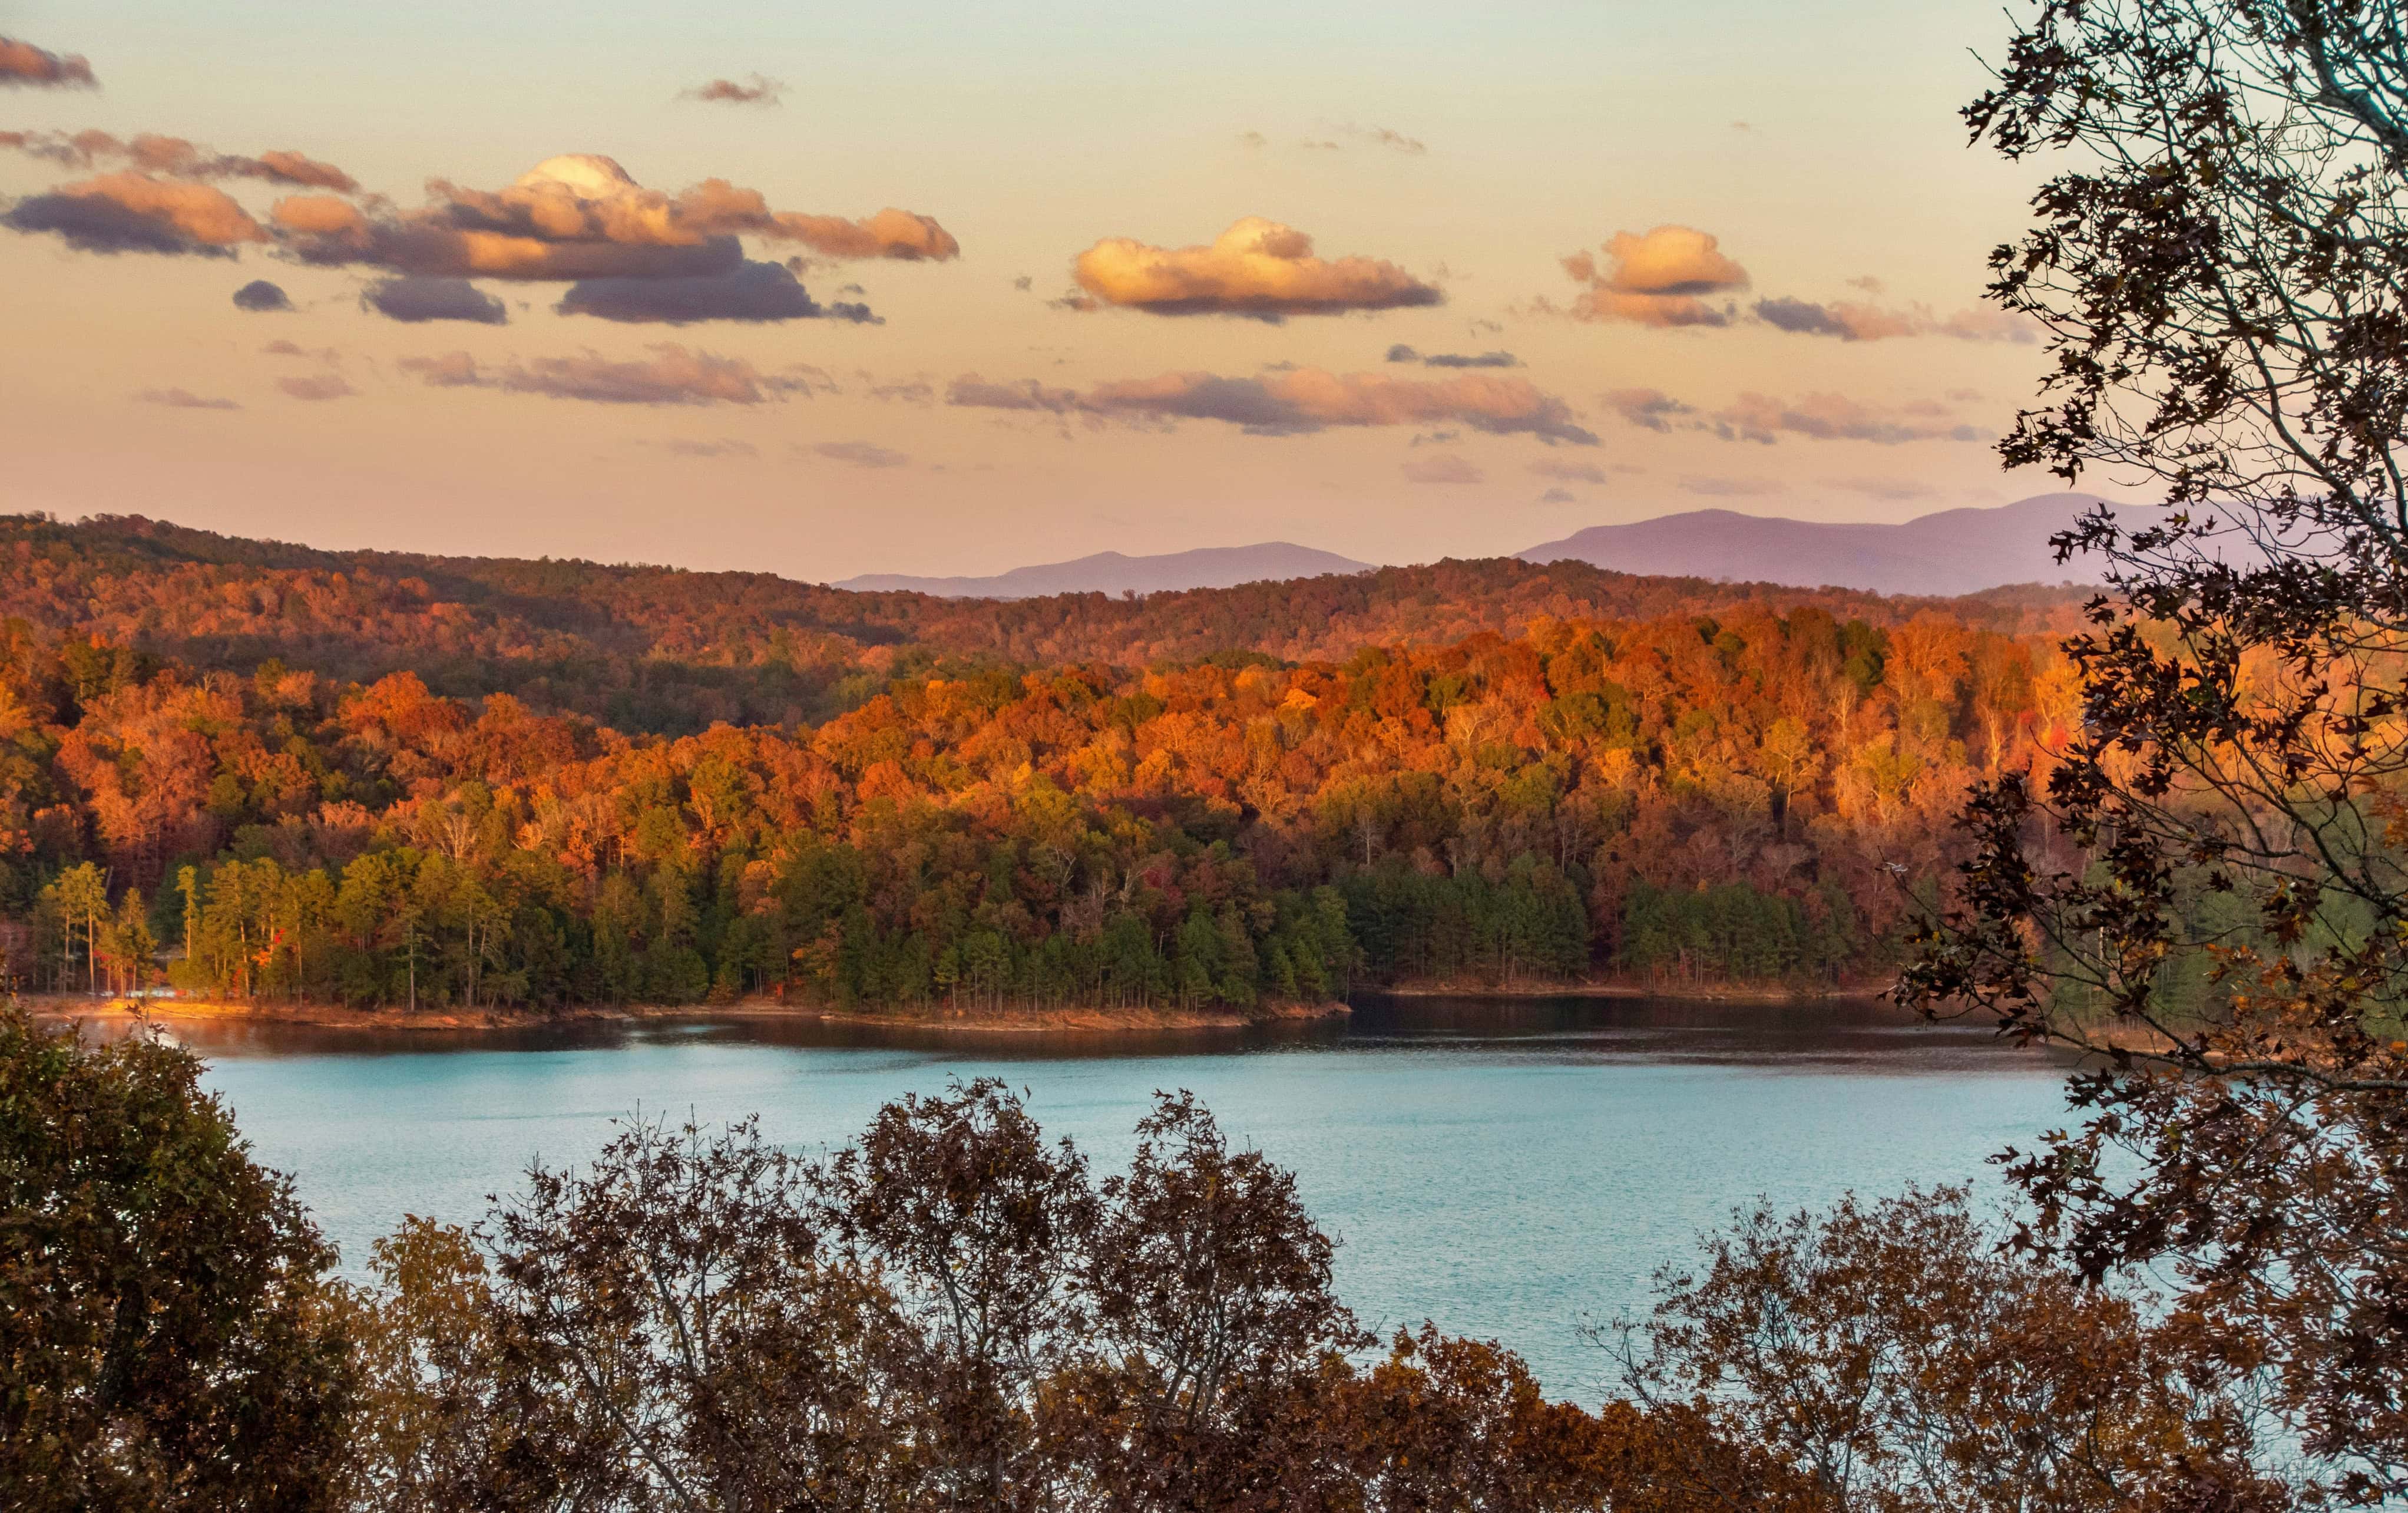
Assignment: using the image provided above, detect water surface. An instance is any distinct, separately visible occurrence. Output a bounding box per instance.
[167,995,2069,1397]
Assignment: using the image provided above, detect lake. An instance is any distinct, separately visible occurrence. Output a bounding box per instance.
[165,995,2070,1398]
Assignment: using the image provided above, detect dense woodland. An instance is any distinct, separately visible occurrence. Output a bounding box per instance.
[0,515,2082,1013]
[0,513,2084,732]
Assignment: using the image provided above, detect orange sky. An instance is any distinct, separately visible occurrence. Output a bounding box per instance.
[0,1,2061,579]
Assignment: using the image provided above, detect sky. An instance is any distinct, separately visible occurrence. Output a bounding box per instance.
[0,1,2063,581]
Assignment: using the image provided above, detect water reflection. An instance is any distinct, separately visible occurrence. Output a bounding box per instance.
[95,992,2036,1071]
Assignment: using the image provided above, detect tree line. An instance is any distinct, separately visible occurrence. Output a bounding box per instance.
[0,511,2086,736]
[0,590,2071,1012]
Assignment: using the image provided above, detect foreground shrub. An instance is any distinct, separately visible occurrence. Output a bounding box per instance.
[1608,1187,2290,1512]
[0,1004,355,1512]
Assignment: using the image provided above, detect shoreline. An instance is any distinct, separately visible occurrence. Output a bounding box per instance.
[22,976,1896,1040]
[1368,977,1894,1005]
[22,993,1356,1038]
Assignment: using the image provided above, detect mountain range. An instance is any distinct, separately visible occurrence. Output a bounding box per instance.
[1516,493,2115,596]
[836,543,1373,599]
[837,494,2116,601]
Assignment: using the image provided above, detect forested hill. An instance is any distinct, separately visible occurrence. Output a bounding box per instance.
[1,586,2079,1013]
[0,514,2090,735]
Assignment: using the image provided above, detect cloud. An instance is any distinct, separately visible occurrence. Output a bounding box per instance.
[673,177,958,259]
[1530,458,1607,484]
[1752,296,1911,341]
[681,75,783,105]
[1082,374,1315,432]
[808,440,910,468]
[1679,475,1786,497]
[1557,226,1747,327]
[1754,295,2035,343]
[275,154,957,280]
[274,163,729,281]
[1,131,355,190]
[951,366,1597,444]
[1715,391,1982,445]
[945,375,1083,414]
[1537,486,1577,504]
[0,37,95,88]
[730,209,956,260]
[1385,343,1518,369]
[232,279,292,312]
[1826,477,1941,501]
[658,438,756,457]
[1250,123,1426,154]
[396,351,479,386]
[1932,306,2042,343]
[3,173,264,255]
[277,373,356,402]
[1608,381,1984,445]
[1754,297,1844,337]
[866,378,935,405]
[1401,453,1482,484]
[1071,217,1441,318]
[0,128,90,166]
[5,134,349,196]
[364,275,509,325]
[136,387,239,410]
[555,259,874,323]
[1601,388,1695,432]
[1317,123,1427,153]
[270,194,373,237]
[401,344,803,405]
[252,150,355,191]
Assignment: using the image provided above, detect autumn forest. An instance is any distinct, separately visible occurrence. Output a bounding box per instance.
[0,513,2089,1016]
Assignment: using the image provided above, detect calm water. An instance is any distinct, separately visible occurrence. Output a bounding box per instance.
[158,996,2069,1398]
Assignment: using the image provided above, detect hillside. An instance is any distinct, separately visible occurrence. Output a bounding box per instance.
[0,554,2082,1013]
[0,513,2093,736]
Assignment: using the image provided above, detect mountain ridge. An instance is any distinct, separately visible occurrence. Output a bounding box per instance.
[835,494,2125,602]
[1516,493,2115,596]
[836,541,1374,599]
[0,510,2091,736]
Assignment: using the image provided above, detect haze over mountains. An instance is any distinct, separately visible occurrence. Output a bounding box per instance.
[1516,493,2113,596]
[836,543,1373,599]
[838,494,2114,601]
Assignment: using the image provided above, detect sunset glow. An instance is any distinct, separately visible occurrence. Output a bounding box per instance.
[2,1,2048,579]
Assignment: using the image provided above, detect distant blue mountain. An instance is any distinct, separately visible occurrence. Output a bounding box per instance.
[836,542,1374,599]
[838,494,2132,603]
[1516,493,2116,596]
